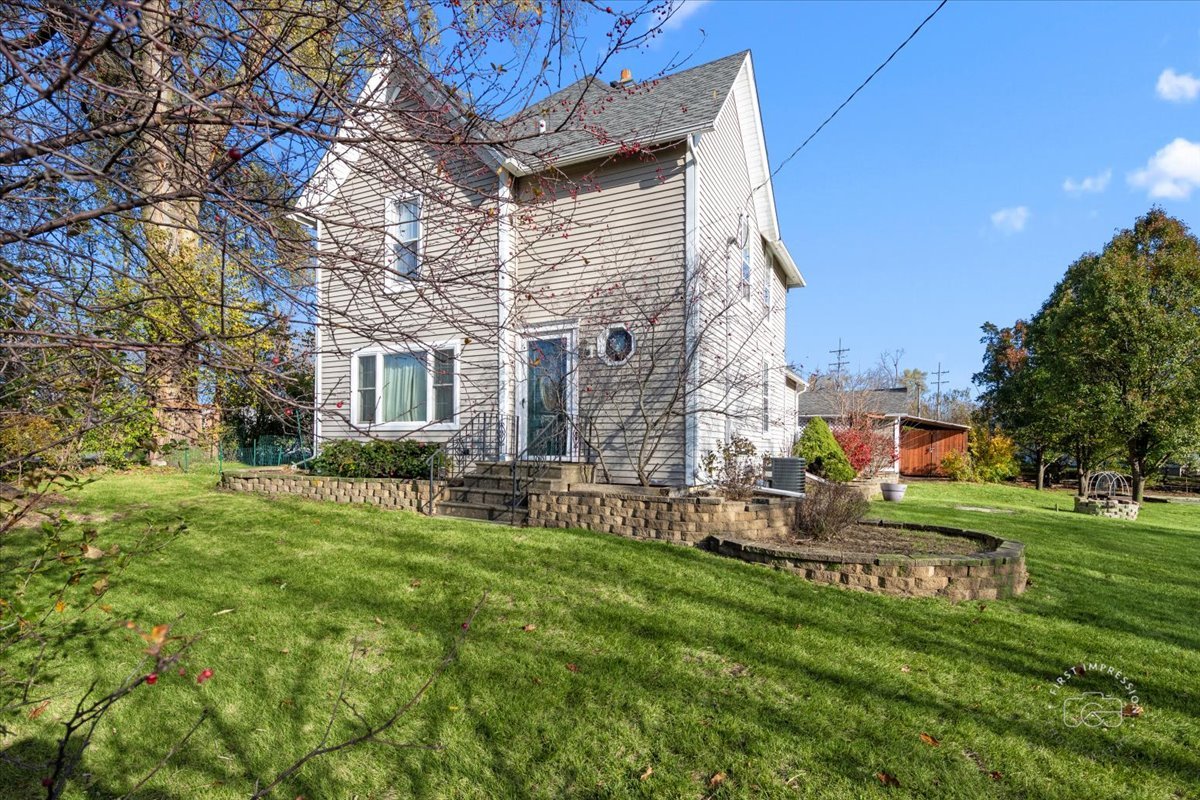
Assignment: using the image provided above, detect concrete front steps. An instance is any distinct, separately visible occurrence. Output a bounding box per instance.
[437,461,592,524]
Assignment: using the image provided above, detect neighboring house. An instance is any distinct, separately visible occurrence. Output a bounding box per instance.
[796,387,969,477]
[299,51,804,489]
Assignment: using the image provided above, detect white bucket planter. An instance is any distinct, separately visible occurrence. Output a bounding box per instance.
[881,482,907,502]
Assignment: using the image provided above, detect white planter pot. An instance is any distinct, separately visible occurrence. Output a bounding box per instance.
[881,482,907,502]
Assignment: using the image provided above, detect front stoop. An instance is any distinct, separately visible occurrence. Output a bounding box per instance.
[436,461,591,524]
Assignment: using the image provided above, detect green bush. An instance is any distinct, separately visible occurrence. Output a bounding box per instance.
[310,439,444,479]
[793,417,856,482]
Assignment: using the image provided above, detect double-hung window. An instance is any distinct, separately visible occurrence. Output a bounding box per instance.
[763,252,773,311]
[386,195,422,285]
[352,344,457,428]
[761,361,770,433]
[740,245,752,302]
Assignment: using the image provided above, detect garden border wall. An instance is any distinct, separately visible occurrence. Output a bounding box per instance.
[705,520,1027,600]
[221,469,444,512]
[526,489,802,544]
[221,472,1026,601]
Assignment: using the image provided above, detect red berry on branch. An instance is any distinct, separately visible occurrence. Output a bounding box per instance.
[227,147,243,161]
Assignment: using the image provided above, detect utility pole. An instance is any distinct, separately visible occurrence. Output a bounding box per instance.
[829,338,850,381]
[932,362,949,420]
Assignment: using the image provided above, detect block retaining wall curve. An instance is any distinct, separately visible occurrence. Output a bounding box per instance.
[704,520,1027,601]
[220,470,445,512]
[1073,496,1140,520]
[526,489,803,545]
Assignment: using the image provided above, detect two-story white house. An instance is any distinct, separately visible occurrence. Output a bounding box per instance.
[300,50,805,508]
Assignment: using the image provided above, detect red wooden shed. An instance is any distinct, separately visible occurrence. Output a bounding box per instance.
[899,417,970,477]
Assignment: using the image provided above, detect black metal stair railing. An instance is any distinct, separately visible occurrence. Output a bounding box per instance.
[424,412,505,515]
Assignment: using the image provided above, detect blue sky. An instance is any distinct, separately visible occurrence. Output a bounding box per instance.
[581,1,1200,392]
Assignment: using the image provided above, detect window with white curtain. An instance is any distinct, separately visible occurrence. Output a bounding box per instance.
[352,345,457,427]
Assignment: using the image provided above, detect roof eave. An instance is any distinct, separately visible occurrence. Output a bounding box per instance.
[508,126,715,176]
[767,238,805,288]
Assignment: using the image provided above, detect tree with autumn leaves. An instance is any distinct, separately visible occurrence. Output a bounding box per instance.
[976,209,1200,501]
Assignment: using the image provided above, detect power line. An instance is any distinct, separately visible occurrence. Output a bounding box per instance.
[765,0,949,186]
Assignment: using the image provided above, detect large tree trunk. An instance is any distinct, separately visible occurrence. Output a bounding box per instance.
[1034,447,1046,490]
[134,0,207,461]
[1130,460,1146,503]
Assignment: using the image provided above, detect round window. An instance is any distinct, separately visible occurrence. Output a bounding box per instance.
[603,327,635,364]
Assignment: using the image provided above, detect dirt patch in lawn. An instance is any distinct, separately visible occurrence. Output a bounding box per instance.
[770,524,986,557]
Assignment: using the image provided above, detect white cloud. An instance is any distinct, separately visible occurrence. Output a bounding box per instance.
[1128,137,1200,199]
[1063,168,1112,195]
[991,206,1030,234]
[1156,68,1200,102]
[659,0,712,31]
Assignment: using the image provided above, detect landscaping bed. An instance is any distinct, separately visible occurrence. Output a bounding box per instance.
[771,522,984,557]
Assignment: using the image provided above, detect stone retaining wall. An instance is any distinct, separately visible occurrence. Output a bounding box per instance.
[527,489,801,545]
[221,470,443,512]
[705,521,1027,601]
[1074,496,1140,520]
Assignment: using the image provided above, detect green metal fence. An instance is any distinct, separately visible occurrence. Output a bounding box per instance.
[225,436,312,469]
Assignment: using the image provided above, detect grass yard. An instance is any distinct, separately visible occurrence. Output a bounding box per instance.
[3,471,1199,799]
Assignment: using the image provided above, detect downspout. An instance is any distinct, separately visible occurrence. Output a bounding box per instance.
[312,219,323,455]
[684,134,700,484]
[497,169,514,459]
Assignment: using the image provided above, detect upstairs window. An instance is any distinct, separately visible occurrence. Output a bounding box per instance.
[386,195,422,284]
[740,245,752,302]
[352,345,457,427]
[763,252,773,310]
[762,361,770,433]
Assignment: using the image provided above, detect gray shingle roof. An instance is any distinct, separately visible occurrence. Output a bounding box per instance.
[502,51,748,169]
[796,387,911,418]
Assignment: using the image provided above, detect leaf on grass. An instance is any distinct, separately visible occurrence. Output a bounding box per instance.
[1072,664,1086,676]
[876,771,900,787]
[565,662,579,673]
[99,604,112,614]
[919,732,940,747]
[900,665,911,673]
[639,766,653,781]
[1122,703,1143,718]
[54,599,66,614]
[213,608,235,616]
[410,579,422,588]
[521,624,536,632]
[82,544,104,560]
[280,648,290,655]
[91,577,109,596]
[531,677,542,685]
[374,616,385,626]
[988,771,1002,781]
[727,663,749,678]
[708,771,726,788]
[28,700,49,720]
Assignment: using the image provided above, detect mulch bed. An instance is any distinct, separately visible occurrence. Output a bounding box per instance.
[770,524,985,557]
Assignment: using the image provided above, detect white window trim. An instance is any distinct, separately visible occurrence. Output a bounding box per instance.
[349,341,460,431]
[598,324,636,366]
[384,194,423,292]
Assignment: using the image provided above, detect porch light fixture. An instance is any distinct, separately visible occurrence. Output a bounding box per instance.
[600,325,635,365]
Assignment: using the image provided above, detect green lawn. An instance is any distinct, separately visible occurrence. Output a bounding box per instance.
[3,471,1199,799]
